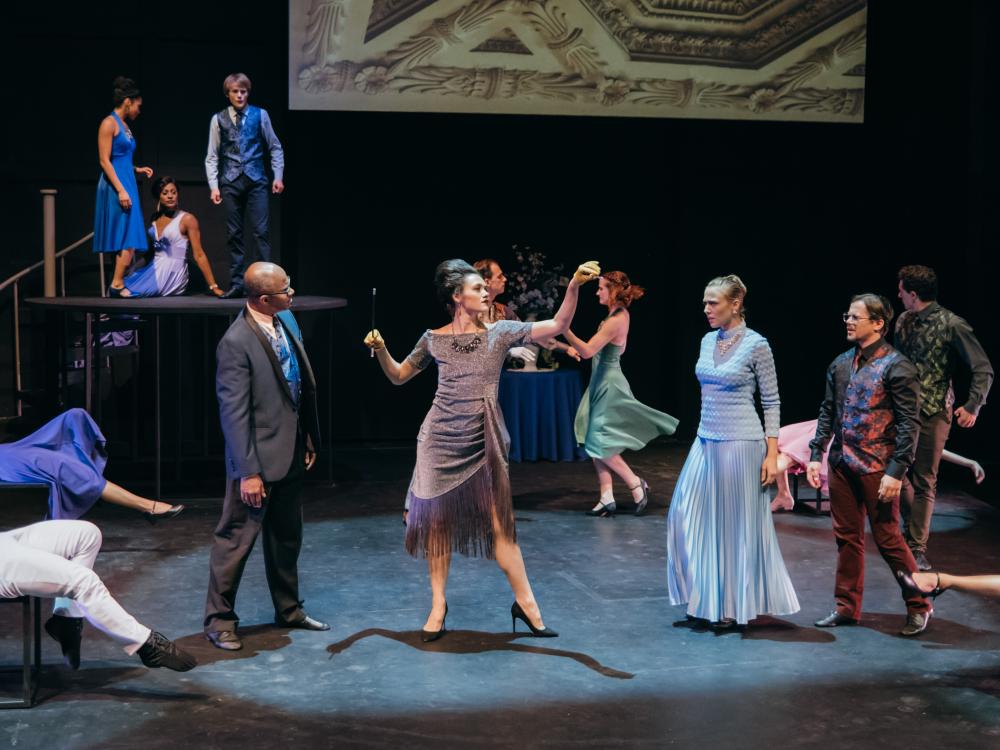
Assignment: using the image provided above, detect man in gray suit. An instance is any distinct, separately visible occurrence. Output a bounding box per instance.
[204,262,326,650]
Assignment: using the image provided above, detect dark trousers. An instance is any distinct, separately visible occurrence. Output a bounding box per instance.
[900,409,952,554]
[220,173,271,291]
[204,438,304,632]
[829,464,930,619]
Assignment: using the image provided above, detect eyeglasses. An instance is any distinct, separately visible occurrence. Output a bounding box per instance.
[256,278,292,298]
[842,313,872,323]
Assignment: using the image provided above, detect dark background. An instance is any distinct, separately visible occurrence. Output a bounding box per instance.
[2,2,995,496]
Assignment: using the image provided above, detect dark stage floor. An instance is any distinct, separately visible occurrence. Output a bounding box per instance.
[3,442,1000,748]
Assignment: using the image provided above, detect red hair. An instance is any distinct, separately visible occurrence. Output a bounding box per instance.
[602,271,644,308]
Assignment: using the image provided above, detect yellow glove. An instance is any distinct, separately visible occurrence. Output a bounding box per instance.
[364,329,385,351]
[573,261,601,285]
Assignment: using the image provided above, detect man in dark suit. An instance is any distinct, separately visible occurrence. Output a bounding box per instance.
[204,261,326,650]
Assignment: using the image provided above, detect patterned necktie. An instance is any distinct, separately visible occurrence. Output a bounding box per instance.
[271,319,301,405]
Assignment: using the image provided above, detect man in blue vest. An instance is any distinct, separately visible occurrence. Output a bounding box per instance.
[205,72,285,298]
[807,294,931,636]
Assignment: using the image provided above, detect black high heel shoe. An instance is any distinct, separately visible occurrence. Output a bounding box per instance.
[896,570,945,599]
[144,502,185,525]
[421,602,448,643]
[511,601,558,638]
[631,479,650,516]
[586,500,616,517]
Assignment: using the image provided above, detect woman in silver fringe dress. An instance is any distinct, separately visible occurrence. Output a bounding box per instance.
[666,275,799,628]
[364,259,600,641]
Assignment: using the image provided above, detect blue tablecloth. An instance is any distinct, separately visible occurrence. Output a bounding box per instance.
[498,369,588,462]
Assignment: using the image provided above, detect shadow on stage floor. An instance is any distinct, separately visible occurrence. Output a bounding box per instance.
[2,442,1000,749]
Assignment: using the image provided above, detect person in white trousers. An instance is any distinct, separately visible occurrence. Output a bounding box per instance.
[0,520,195,671]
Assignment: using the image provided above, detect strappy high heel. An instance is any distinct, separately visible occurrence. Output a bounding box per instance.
[421,602,448,643]
[144,501,185,525]
[630,479,650,516]
[586,500,616,517]
[896,570,946,599]
[511,601,558,637]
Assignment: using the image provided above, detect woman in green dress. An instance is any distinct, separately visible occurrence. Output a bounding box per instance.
[564,272,679,517]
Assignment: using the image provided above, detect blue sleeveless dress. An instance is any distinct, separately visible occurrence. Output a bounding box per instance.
[574,343,678,459]
[0,409,109,519]
[93,112,147,253]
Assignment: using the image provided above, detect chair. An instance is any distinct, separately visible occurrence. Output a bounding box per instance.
[0,595,41,708]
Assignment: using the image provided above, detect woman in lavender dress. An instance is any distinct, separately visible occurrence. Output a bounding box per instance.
[364,259,600,641]
[666,275,799,627]
[0,409,183,522]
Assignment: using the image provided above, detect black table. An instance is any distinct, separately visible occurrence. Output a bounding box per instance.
[26,296,347,498]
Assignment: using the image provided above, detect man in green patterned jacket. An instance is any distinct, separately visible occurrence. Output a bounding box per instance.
[896,265,994,570]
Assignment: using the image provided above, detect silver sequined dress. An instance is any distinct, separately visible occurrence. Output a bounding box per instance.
[403,320,534,558]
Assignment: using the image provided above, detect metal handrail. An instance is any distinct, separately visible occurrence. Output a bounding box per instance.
[0,232,94,293]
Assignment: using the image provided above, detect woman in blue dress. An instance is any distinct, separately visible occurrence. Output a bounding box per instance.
[123,177,225,298]
[93,77,153,297]
[666,275,799,627]
[0,409,183,522]
[564,271,678,517]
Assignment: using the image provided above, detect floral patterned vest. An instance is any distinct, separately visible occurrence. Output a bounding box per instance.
[841,343,903,475]
[895,305,954,418]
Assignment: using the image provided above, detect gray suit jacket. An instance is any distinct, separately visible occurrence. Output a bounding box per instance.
[216,308,321,482]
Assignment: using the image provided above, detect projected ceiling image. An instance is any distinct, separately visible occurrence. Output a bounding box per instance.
[290,0,867,122]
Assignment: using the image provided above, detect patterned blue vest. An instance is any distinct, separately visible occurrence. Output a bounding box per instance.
[217,105,267,184]
[840,343,903,474]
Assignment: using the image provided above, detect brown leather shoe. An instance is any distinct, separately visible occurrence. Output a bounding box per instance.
[205,629,243,650]
[900,610,932,637]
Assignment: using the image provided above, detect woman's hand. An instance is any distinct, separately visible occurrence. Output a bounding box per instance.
[118,190,132,210]
[566,346,581,362]
[761,453,779,487]
[970,460,986,484]
[573,261,601,285]
[136,166,153,179]
[211,285,225,298]
[364,329,385,351]
[509,346,536,363]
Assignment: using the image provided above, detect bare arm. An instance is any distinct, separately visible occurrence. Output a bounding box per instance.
[562,317,624,360]
[364,330,423,385]
[97,118,127,194]
[181,214,223,295]
[528,261,600,344]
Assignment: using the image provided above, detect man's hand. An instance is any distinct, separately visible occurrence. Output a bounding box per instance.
[509,346,536,363]
[364,329,385,351]
[305,450,317,471]
[573,261,601,285]
[240,474,266,507]
[806,461,823,490]
[877,474,902,501]
[210,188,222,205]
[955,406,977,428]
[272,179,285,195]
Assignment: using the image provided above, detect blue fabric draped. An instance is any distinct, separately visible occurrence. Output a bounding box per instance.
[498,370,588,462]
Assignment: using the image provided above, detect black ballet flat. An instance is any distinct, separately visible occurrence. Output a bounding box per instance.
[511,601,558,638]
[421,603,448,643]
[144,503,185,525]
[631,479,650,516]
[896,570,945,599]
[586,501,616,517]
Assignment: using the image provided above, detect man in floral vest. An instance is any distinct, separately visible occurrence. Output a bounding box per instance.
[808,294,931,636]
[895,265,993,571]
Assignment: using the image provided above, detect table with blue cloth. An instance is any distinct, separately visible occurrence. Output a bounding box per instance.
[498,369,588,462]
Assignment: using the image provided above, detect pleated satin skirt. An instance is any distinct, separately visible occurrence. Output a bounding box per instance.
[666,437,800,624]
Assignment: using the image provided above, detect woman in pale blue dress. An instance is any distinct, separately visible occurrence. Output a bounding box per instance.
[124,177,225,298]
[93,77,153,296]
[666,275,799,627]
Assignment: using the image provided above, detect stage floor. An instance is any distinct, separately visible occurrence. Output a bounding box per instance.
[3,442,1000,748]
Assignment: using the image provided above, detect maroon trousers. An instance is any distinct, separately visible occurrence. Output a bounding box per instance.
[828,464,930,619]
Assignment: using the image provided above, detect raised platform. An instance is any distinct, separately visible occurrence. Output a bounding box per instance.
[25,295,347,315]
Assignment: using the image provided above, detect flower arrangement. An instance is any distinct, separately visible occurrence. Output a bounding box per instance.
[506,246,566,319]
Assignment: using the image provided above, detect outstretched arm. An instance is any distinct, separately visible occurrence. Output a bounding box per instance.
[364,330,423,385]
[942,449,986,484]
[529,261,600,344]
[181,214,223,296]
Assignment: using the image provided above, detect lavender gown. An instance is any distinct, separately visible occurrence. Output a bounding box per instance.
[403,320,534,559]
[0,409,108,519]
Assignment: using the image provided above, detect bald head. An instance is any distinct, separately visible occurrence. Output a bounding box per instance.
[245,262,294,314]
